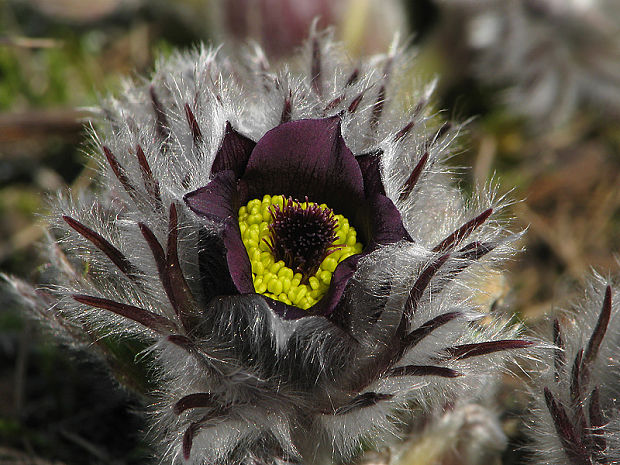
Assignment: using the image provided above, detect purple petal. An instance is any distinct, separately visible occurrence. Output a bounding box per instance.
[222,218,254,294]
[309,254,361,317]
[366,194,412,246]
[210,122,256,178]
[198,230,238,303]
[355,150,386,197]
[242,117,365,218]
[184,170,240,223]
[264,298,309,320]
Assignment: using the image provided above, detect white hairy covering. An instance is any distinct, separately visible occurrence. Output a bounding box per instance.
[6,30,532,465]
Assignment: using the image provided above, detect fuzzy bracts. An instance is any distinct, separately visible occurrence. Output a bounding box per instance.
[529,275,620,465]
[9,32,533,465]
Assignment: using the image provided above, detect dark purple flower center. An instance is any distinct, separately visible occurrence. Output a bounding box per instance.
[266,197,340,280]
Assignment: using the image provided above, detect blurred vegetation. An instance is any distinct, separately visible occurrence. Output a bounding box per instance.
[1,0,619,463]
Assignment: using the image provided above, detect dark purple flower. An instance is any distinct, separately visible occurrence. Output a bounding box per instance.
[184,116,411,319]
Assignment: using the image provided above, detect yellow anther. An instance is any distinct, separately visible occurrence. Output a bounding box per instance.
[238,194,364,311]
[269,260,284,274]
[322,257,337,273]
[255,280,268,294]
[251,260,264,275]
[309,277,320,290]
[319,270,332,285]
[267,277,283,295]
[277,267,294,280]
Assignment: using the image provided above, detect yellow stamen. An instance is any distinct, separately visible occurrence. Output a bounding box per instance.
[238,195,363,310]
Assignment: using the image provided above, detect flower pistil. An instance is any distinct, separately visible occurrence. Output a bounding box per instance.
[238,194,363,309]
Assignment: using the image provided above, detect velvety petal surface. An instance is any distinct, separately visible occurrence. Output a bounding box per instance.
[367,194,412,247]
[184,170,241,223]
[198,230,238,304]
[355,150,386,197]
[242,117,365,218]
[222,218,255,294]
[210,122,256,178]
[309,254,361,317]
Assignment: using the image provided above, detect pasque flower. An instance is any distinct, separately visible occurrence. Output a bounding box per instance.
[209,0,408,59]
[6,31,534,464]
[528,274,620,464]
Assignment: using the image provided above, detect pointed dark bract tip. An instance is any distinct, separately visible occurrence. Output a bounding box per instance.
[570,349,583,405]
[281,93,292,123]
[553,318,565,382]
[311,37,322,97]
[345,68,359,87]
[394,120,415,141]
[72,293,176,332]
[150,85,170,141]
[185,103,203,144]
[182,425,194,460]
[404,252,450,318]
[348,93,364,113]
[102,145,139,200]
[399,151,429,202]
[434,122,452,142]
[168,334,193,348]
[388,364,462,378]
[370,85,386,131]
[446,339,535,360]
[553,318,563,349]
[583,285,612,367]
[334,392,393,416]
[174,393,216,415]
[433,208,493,253]
[402,311,463,354]
[63,215,137,278]
[135,144,162,207]
[543,386,554,406]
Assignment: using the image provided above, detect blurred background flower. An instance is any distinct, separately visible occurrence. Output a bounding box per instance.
[207,0,407,59]
[434,0,620,129]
